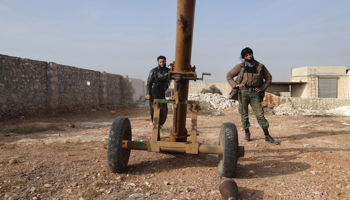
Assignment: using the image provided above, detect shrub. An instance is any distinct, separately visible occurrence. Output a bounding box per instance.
[200,85,222,95]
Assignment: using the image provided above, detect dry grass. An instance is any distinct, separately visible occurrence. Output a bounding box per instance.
[4,124,64,134]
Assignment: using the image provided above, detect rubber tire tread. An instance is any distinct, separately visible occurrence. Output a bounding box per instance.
[217,122,239,178]
[107,117,132,173]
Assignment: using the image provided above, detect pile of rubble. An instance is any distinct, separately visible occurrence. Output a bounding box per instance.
[134,93,235,110]
[273,101,326,116]
[135,92,350,117]
[188,93,235,110]
[326,106,350,116]
[273,99,350,117]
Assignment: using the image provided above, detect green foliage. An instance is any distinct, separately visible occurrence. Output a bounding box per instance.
[200,85,222,95]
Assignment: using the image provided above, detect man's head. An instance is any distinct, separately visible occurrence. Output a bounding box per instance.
[157,55,166,67]
[241,47,254,62]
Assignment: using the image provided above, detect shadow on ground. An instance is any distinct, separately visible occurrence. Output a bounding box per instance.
[278,130,350,141]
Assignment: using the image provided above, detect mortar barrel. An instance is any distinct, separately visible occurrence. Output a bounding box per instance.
[171,0,196,142]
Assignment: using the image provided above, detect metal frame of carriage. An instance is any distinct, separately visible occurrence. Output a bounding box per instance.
[106,0,245,178]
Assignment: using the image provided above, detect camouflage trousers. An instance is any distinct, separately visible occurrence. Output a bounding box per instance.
[238,89,269,130]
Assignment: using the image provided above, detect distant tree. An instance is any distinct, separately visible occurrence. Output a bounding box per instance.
[200,85,222,95]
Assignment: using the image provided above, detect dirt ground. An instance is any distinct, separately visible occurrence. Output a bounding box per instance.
[1,107,350,200]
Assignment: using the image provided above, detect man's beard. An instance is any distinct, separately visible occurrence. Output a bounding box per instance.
[246,56,255,62]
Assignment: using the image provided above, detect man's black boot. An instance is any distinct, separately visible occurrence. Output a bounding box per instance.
[263,129,279,145]
[244,129,251,141]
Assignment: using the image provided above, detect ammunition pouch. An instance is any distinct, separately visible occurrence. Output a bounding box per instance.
[241,72,260,87]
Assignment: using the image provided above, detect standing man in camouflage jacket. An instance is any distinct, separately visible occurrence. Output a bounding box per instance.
[226,47,279,145]
[146,55,170,128]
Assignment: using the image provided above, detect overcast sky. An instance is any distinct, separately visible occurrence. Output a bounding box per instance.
[1,0,349,82]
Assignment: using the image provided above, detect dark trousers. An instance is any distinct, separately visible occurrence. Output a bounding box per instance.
[149,88,168,125]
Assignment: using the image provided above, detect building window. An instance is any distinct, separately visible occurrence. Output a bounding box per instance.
[318,76,338,98]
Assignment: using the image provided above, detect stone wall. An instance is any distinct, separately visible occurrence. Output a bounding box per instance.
[56,63,101,113]
[288,97,350,110]
[0,55,48,118]
[262,92,350,110]
[0,54,134,119]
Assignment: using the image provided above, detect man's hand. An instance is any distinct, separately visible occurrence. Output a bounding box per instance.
[235,84,245,90]
[146,95,150,100]
[255,87,262,92]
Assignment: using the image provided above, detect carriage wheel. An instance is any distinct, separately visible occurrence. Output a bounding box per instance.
[107,117,132,173]
[217,122,239,178]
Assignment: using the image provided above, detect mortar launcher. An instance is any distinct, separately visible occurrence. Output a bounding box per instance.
[107,0,244,179]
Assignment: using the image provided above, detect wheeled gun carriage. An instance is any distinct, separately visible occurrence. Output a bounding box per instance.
[107,0,244,179]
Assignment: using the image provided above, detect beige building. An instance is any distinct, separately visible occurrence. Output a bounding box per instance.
[291,66,349,99]
[167,66,349,99]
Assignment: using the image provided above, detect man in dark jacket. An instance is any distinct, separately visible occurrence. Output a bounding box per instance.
[226,47,279,145]
[146,55,170,127]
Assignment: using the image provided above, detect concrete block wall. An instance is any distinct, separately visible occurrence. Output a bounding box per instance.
[0,54,135,119]
[338,75,349,99]
[291,76,317,98]
[130,78,146,103]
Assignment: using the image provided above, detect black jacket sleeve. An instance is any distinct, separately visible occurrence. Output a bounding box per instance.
[146,70,155,95]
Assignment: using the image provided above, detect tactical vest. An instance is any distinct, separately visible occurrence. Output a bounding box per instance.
[241,65,260,87]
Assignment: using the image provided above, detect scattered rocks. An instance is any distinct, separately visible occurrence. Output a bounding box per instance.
[1,106,350,199]
[186,186,196,192]
[274,100,326,116]
[188,93,235,110]
[128,193,144,199]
